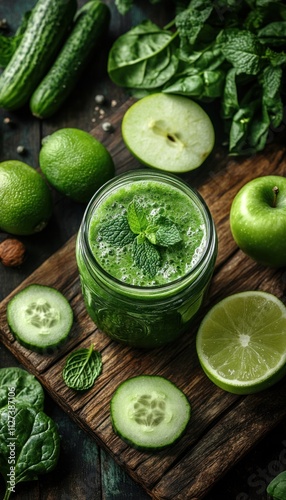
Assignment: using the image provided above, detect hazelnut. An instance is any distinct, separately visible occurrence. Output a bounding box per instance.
[0,238,26,267]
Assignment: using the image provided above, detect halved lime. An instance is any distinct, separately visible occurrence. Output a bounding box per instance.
[196,291,286,394]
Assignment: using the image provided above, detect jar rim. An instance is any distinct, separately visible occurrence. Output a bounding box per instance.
[80,169,217,295]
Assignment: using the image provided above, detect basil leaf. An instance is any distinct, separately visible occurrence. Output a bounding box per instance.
[98,216,135,247]
[132,236,161,277]
[0,367,44,411]
[0,405,60,491]
[63,345,102,391]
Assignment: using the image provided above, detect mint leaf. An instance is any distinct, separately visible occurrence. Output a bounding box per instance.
[219,29,263,75]
[127,198,148,234]
[132,236,161,277]
[145,217,182,247]
[98,216,135,246]
[156,222,182,247]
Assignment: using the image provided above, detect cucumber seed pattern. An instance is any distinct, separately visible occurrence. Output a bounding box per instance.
[25,299,60,333]
[129,392,171,430]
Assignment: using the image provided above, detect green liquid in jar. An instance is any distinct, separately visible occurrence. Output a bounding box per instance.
[89,179,206,286]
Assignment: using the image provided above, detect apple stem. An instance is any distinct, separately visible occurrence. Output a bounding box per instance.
[272,186,279,207]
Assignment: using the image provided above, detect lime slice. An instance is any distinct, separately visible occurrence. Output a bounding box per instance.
[196,291,286,394]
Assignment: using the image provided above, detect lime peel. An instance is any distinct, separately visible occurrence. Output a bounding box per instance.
[196,291,286,394]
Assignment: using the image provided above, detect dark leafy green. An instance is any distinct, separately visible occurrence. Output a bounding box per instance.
[109,0,286,155]
[107,20,179,89]
[0,405,60,500]
[0,368,60,500]
[62,344,102,391]
[267,471,286,500]
[0,367,44,411]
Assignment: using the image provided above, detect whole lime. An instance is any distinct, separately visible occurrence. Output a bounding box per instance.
[0,160,53,236]
[39,128,115,203]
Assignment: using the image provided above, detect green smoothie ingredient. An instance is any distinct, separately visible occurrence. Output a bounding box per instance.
[0,368,60,500]
[267,471,286,500]
[39,128,115,204]
[0,367,44,411]
[0,160,53,236]
[92,178,206,286]
[7,284,73,353]
[110,375,191,451]
[109,0,286,155]
[98,197,183,276]
[196,291,286,394]
[62,344,102,391]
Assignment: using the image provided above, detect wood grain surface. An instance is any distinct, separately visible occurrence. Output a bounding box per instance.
[1,93,286,499]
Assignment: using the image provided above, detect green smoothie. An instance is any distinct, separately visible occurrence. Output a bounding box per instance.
[76,170,217,348]
[89,178,206,287]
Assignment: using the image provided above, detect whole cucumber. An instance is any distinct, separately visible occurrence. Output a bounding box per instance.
[30,1,111,119]
[0,0,77,110]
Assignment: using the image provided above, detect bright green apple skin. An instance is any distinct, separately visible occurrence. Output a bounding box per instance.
[230,175,286,268]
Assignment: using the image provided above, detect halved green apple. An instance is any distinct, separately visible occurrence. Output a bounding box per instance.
[122,93,215,173]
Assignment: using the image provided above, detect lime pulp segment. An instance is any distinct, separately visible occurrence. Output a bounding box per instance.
[196,291,286,394]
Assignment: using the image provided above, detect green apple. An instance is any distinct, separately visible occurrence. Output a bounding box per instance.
[230,175,286,268]
[121,93,215,173]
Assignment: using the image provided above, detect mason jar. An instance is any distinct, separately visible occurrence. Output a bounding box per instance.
[76,170,217,348]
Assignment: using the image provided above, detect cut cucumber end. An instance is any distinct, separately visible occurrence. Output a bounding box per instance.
[7,284,73,354]
[110,375,191,451]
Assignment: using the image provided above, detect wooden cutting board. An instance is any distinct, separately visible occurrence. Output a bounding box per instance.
[1,98,286,499]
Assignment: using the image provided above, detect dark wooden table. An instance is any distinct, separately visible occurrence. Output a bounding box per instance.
[1,1,286,499]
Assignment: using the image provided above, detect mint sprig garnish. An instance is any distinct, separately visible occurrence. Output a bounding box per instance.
[98,197,183,277]
[132,236,161,277]
[98,215,135,246]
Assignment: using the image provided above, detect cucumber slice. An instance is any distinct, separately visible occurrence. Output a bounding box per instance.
[110,375,191,451]
[7,284,73,353]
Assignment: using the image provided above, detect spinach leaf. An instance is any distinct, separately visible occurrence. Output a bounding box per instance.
[0,404,60,499]
[0,367,44,411]
[62,345,102,391]
[163,65,225,98]
[109,0,286,155]
[108,20,179,89]
[267,470,286,499]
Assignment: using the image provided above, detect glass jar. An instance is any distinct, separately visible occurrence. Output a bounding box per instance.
[76,170,217,348]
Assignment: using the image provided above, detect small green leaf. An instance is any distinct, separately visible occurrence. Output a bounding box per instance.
[127,198,148,234]
[63,345,102,391]
[0,367,44,411]
[132,236,161,277]
[98,216,135,247]
[0,405,60,492]
[155,222,182,247]
[267,470,286,499]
